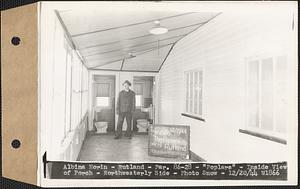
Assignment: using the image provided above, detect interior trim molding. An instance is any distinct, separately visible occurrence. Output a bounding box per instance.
[120,59,125,71]
[82,34,186,52]
[239,129,287,145]
[89,68,159,73]
[85,42,175,57]
[54,10,89,69]
[181,113,205,122]
[158,43,175,71]
[88,43,174,69]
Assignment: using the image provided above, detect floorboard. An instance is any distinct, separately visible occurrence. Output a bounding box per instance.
[78,133,193,162]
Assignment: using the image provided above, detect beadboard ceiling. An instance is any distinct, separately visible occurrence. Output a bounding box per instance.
[57,9,219,72]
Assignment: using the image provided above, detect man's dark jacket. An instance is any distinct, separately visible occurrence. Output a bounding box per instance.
[116,90,136,113]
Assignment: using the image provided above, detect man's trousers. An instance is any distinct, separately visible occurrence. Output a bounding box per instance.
[116,112,132,137]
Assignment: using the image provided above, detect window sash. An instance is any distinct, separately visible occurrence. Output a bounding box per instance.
[134,83,143,95]
[246,55,287,137]
[185,70,203,117]
[136,95,143,107]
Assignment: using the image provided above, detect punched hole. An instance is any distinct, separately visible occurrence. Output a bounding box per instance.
[11,139,21,149]
[11,36,21,46]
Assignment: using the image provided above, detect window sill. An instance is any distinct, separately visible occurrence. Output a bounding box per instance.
[181,113,205,122]
[239,129,287,145]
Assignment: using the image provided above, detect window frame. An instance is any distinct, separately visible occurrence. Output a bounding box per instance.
[243,54,288,143]
[94,82,112,108]
[134,82,144,108]
[135,95,143,107]
[64,38,73,134]
[96,96,111,107]
[182,69,205,121]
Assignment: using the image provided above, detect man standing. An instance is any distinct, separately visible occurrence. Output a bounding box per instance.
[115,80,136,139]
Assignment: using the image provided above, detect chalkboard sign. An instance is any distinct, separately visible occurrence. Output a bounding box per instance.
[148,124,190,159]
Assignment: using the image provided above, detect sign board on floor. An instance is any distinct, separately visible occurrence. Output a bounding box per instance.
[148,124,190,159]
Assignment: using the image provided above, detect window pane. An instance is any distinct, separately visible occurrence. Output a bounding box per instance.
[65,50,72,133]
[194,72,198,114]
[134,83,143,95]
[260,58,273,131]
[96,97,110,107]
[189,73,193,113]
[185,70,203,116]
[247,60,259,128]
[136,95,142,107]
[53,33,67,140]
[96,83,110,97]
[185,73,189,112]
[71,55,81,130]
[81,67,89,115]
[275,56,287,133]
[78,64,83,121]
[198,71,203,115]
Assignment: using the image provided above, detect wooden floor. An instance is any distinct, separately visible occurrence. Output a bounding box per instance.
[78,133,193,162]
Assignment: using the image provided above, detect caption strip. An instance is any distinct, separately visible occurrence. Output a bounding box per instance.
[48,161,287,180]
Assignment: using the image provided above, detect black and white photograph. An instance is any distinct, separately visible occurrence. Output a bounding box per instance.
[37,1,298,187]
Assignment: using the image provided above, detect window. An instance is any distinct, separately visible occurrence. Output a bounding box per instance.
[183,70,203,119]
[71,51,82,130]
[96,97,110,107]
[52,29,68,143]
[50,14,89,152]
[64,42,72,134]
[81,66,89,115]
[245,55,288,141]
[95,83,111,107]
[135,95,142,107]
[134,83,143,107]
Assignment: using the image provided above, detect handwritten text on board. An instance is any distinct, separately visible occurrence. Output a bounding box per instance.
[148,125,190,159]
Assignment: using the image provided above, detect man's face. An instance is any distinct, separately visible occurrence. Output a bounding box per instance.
[124,83,130,90]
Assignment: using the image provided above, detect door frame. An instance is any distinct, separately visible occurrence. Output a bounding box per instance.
[88,70,158,131]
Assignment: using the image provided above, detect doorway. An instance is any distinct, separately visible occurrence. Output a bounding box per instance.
[93,75,116,132]
[132,76,155,132]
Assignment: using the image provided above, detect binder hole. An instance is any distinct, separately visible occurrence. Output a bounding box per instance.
[11,139,21,149]
[11,37,21,46]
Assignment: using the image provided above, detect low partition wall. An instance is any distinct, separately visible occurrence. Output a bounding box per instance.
[59,112,88,161]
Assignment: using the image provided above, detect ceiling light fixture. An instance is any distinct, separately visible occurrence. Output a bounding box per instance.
[149,20,168,35]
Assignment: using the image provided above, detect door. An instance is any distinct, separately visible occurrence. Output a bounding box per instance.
[132,76,154,132]
[93,76,116,132]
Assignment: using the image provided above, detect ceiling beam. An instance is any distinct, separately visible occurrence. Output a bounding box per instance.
[88,43,173,69]
[78,22,206,50]
[89,68,159,73]
[120,59,125,71]
[85,42,175,60]
[158,43,175,71]
[54,10,76,49]
[83,34,185,57]
[71,12,196,37]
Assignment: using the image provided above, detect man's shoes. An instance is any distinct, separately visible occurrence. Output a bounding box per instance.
[114,135,121,139]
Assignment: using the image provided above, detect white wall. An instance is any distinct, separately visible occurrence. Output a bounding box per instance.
[158,9,297,164]
[40,7,89,161]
